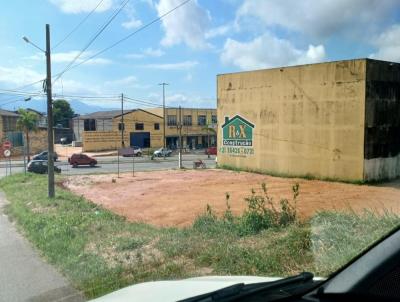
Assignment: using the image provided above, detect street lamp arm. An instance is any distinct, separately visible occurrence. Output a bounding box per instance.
[22,36,46,53]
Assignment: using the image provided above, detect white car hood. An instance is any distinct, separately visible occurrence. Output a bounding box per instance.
[89,275,282,302]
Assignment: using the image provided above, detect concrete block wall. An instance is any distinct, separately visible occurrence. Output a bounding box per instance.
[217,59,367,181]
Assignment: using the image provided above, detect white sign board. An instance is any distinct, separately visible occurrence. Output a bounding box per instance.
[3,149,11,157]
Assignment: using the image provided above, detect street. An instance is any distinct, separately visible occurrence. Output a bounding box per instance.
[0,154,217,177]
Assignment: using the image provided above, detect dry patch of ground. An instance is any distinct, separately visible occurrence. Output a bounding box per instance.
[64,169,400,227]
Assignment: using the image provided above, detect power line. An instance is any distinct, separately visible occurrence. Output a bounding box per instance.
[52,0,106,50]
[55,0,192,75]
[53,0,130,83]
[0,92,44,107]
[124,96,167,108]
[3,79,46,93]
[53,93,120,99]
[0,89,45,97]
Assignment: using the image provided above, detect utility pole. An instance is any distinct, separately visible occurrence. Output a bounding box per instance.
[121,93,125,147]
[178,106,182,169]
[46,24,55,198]
[159,83,169,148]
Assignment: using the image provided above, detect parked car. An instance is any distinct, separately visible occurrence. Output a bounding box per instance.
[27,160,61,174]
[32,150,58,161]
[68,153,97,167]
[120,146,143,157]
[153,147,173,157]
[205,146,217,155]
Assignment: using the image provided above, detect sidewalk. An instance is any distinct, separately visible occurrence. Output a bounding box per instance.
[0,192,84,302]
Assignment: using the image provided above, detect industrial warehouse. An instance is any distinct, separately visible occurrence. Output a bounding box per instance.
[73,107,217,151]
[217,58,400,181]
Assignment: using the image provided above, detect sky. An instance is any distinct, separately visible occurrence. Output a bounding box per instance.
[1,0,400,112]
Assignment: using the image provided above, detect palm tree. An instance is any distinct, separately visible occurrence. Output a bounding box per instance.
[16,109,38,162]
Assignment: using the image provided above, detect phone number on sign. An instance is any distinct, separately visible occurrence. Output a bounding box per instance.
[219,146,254,156]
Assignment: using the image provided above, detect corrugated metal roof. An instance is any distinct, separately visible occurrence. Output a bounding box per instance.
[73,108,164,120]
[73,110,134,119]
[0,109,19,117]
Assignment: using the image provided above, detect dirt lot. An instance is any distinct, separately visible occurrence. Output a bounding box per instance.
[64,169,400,227]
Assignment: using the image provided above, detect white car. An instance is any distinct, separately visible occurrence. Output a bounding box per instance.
[120,146,143,157]
[90,226,400,302]
[153,147,172,157]
[89,276,283,302]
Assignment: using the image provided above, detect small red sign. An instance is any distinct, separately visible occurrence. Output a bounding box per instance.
[3,141,12,149]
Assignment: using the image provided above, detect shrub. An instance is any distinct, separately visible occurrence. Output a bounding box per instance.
[194,182,301,236]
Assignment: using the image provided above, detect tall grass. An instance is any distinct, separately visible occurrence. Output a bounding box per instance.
[0,173,399,299]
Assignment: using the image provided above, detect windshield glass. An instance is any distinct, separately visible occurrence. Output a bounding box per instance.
[1,1,400,302]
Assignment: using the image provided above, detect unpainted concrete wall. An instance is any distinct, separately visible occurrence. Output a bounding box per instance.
[217,59,367,181]
[364,60,400,180]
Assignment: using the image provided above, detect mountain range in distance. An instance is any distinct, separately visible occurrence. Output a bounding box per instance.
[1,98,119,114]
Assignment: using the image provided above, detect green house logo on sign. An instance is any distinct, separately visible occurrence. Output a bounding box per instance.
[221,115,254,147]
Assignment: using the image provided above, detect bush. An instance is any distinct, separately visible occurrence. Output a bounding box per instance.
[194,182,301,236]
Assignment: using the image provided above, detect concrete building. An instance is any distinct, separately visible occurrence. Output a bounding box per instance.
[73,109,164,152]
[217,58,400,181]
[147,107,217,149]
[0,109,48,156]
[74,107,217,152]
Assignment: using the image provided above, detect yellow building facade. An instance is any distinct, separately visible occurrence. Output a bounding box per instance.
[217,59,400,181]
[77,108,217,152]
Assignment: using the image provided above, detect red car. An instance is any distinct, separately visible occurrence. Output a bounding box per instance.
[205,146,217,155]
[68,153,97,167]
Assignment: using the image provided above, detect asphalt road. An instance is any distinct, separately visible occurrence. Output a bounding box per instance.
[0,154,217,177]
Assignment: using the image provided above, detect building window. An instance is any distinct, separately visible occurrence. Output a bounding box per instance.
[167,115,177,126]
[118,123,125,131]
[135,123,144,130]
[154,123,160,130]
[183,115,192,126]
[198,115,206,126]
[212,115,217,124]
[84,119,96,131]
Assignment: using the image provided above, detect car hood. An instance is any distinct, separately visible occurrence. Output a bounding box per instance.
[89,275,283,302]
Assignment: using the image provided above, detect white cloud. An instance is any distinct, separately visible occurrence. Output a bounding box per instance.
[126,47,165,59]
[49,0,113,14]
[236,0,398,38]
[184,73,193,82]
[105,76,137,86]
[143,48,165,57]
[166,93,215,108]
[370,24,400,62]
[29,51,111,65]
[125,53,145,59]
[221,33,325,70]
[52,78,102,96]
[122,18,143,29]
[205,24,232,39]
[0,66,43,87]
[155,0,211,49]
[140,60,198,70]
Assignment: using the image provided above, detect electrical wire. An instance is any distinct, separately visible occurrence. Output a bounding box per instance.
[0,91,44,107]
[53,0,130,84]
[3,79,46,93]
[124,96,167,108]
[54,0,192,75]
[52,0,106,50]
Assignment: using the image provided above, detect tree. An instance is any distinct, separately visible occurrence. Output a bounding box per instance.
[17,109,38,162]
[53,99,74,128]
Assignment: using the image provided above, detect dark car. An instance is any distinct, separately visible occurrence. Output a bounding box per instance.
[68,153,97,167]
[32,150,58,161]
[27,160,61,174]
[205,146,217,155]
